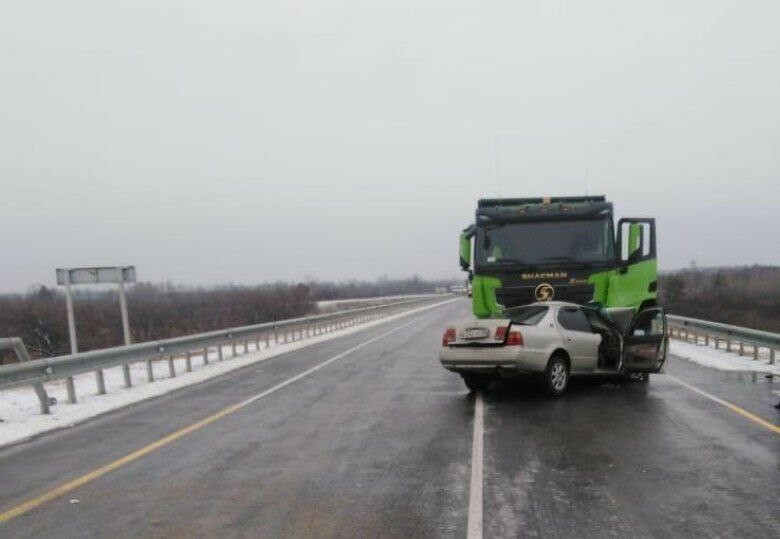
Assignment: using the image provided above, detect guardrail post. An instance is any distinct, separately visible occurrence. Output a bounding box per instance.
[215,345,221,362]
[231,339,237,357]
[95,369,106,395]
[753,345,759,361]
[726,339,732,352]
[715,337,720,349]
[168,355,176,377]
[186,351,193,372]
[265,333,270,348]
[274,326,278,344]
[704,334,709,346]
[33,382,50,415]
[66,377,77,403]
[738,342,745,356]
[771,349,776,365]
[123,364,132,388]
[146,359,154,382]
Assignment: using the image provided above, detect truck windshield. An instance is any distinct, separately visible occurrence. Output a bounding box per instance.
[476,219,614,267]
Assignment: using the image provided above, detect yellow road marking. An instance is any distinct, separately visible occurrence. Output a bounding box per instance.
[0,403,242,523]
[666,374,780,434]
[0,309,442,524]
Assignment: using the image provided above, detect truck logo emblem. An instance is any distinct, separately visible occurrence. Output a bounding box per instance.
[535,283,555,301]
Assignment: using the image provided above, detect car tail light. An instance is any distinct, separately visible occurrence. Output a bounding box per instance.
[494,326,507,341]
[506,329,523,346]
[442,327,456,347]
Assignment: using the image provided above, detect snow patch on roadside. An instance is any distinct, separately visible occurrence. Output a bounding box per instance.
[670,340,780,376]
[0,299,456,448]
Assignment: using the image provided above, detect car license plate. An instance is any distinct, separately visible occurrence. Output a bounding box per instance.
[461,327,489,340]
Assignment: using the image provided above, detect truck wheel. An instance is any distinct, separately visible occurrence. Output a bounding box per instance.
[544,354,569,396]
[462,374,492,392]
[624,372,649,383]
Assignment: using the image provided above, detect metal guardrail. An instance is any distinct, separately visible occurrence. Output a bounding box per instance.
[0,296,448,415]
[667,315,778,366]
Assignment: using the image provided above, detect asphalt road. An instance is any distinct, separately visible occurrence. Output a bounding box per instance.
[0,299,778,538]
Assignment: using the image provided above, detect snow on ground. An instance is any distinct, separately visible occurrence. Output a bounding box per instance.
[0,299,455,448]
[670,339,780,376]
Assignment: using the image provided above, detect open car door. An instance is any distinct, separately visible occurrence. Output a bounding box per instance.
[622,307,668,372]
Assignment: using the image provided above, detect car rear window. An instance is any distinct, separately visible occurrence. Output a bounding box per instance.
[500,305,549,326]
[557,307,593,332]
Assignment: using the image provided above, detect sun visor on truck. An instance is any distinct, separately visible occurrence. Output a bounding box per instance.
[476,201,612,224]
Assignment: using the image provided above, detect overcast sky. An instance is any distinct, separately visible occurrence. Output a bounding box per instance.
[1,1,778,292]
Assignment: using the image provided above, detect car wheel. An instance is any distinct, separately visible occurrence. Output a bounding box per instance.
[462,374,492,392]
[544,354,569,396]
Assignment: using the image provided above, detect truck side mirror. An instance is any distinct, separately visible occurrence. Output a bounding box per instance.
[459,232,472,270]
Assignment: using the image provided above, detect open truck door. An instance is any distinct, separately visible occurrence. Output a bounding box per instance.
[622,307,668,372]
[608,218,659,310]
[460,225,476,271]
[617,218,656,264]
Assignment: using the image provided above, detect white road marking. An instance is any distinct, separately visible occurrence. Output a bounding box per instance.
[234,312,440,409]
[467,392,484,539]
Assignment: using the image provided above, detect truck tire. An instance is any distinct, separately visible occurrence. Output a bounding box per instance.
[544,354,570,397]
[462,374,492,392]
[624,372,650,383]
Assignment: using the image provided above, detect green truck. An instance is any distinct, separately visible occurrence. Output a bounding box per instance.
[459,196,657,318]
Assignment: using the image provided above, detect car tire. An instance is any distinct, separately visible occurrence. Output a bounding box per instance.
[544,354,570,397]
[462,374,492,392]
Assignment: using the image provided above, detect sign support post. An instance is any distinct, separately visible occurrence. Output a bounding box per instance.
[56,266,137,400]
[63,276,78,403]
[117,275,133,387]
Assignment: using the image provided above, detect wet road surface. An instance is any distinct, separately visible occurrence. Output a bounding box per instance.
[0,299,777,537]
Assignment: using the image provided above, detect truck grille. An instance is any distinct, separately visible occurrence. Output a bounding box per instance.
[495,284,595,308]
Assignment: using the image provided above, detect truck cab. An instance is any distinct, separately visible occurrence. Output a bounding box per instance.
[460,196,658,318]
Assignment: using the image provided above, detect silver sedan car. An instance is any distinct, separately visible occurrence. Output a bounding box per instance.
[439,301,668,395]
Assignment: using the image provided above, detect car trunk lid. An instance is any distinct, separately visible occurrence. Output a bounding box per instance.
[447,319,513,346]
